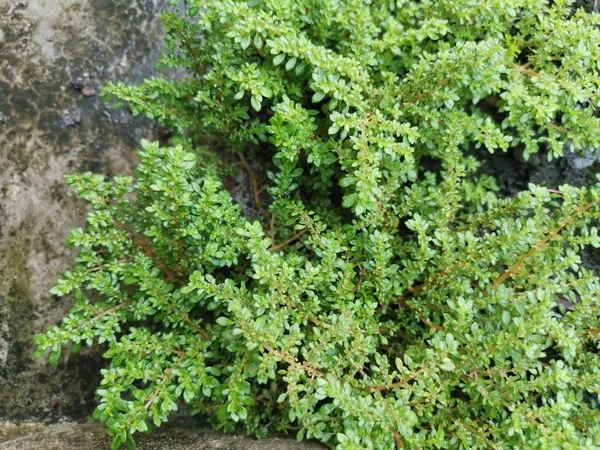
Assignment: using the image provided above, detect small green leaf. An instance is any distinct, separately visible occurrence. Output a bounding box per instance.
[261,86,273,98]
[240,35,251,50]
[216,317,233,326]
[285,57,297,71]
[123,276,138,285]
[253,33,263,49]
[440,358,456,372]
[311,91,326,103]
[110,436,123,450]
[395,357,403,372]
[125,433,136,450]
[250,95,262,111]
[339,176,356,188]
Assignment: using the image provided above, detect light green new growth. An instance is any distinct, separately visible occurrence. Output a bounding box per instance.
[35,1,600,449]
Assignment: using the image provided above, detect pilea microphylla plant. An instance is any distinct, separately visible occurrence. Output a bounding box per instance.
[35,1,600,449]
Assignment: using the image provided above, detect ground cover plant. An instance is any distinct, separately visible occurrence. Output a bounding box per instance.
[35,0,600,448]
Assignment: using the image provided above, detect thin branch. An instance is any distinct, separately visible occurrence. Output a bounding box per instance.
[94,299,132,321]
[493,201,593,289]
[237,152,271,221]
[268,229,307,252]
[450,415,501,450]
[143,369,174,410]
[586,328,600,338]
[74,299,133,334]
[395,331,420,346]
[262,342,326,379]
[404,77,449,104]
[397,297,444,332]
[363,366,427,392]
[397,282,425,302]
[114,219,185,284]
[166,303,210,340]
[546,121,568,134]
[168,347,186,358]
[514,64,540,78]
[142,345,190,410]
[352,265,365,294]
[393,430,404,449]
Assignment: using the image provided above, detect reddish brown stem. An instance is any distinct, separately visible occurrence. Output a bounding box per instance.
[493,202,593,289]
[268,229,307,252]
[237,153,271,221]
[114,219,185,284]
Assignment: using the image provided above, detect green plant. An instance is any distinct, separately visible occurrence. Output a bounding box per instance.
[35,1,600,449]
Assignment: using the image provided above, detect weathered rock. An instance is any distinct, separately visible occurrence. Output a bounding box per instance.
[0,419,325,450]
[81,87,96,98]
[71,78,85,92]
[57,109,82,128]
[0,0,169,420]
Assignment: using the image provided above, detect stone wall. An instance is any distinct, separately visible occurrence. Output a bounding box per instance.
[0,0,169,419]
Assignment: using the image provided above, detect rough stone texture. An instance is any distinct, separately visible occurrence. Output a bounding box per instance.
[0,0,172,420]
[0,2,323,447]
[0,419,325,450]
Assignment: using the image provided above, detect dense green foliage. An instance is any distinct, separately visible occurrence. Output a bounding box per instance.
[35,1,600,448]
